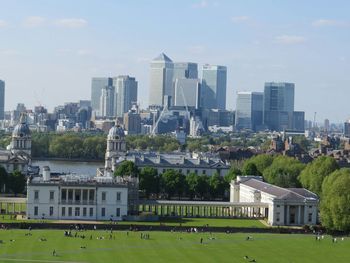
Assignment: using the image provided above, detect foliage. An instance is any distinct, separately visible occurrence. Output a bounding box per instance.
[7,170,26,195]
[209,172,225,198]
[242,162,259,176]
[0,165,8,192]
[299,156,339,196]
[224,167,241,184]
[139,167,159,198]
[243,154,274,175]
[262,156,305,188]
[320,168,350,231]
[114,161,139,177]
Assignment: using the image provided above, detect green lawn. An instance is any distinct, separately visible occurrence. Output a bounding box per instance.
[0,230,348,263]
[0,215,266,228]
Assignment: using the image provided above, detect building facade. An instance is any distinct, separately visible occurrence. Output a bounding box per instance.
[113,75,138,118]
[235,92,263,131]
[230,176,318,226]
[174,78,201,108]
[201,65,227,110]
[0,80,4,120]
[99,86,115,118]
[91,77,113,114]
[149,53,174,106]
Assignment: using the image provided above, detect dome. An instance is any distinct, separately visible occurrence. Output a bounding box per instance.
[108,125,125,139]
[12,114,31,138]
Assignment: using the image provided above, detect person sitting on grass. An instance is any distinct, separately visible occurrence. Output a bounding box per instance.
[52,250,56,257]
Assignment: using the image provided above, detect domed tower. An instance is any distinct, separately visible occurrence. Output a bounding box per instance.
[104,124,126,171]
[10,113,31,155]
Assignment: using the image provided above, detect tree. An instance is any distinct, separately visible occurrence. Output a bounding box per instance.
[139,167,159,198]
[197,174,209,199]
[243,154,274,175]
[114,161,139,178]
[209,172,225,199]
[299,156,338,196]
[160,170,178,199]
[262,156,304,188]
[186,173,199,199]
[0,166,8,193]
[7,170,26,196]
[242,162,259,175]
[320,168,350,231]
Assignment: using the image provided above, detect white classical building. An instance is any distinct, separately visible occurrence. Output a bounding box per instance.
[230,176,319,226]
[26,123,137,221]
[0,113,32,174]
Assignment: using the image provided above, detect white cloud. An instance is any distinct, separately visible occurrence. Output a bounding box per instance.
[23,16,46,28]
[275,35,306,45]
[54,18,88,28]
[312,19,349,27]
[231,16,250,23]
[192,0,208,8]
[0,20,8,28]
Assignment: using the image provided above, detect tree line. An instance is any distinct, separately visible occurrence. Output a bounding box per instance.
[0,167,26,196]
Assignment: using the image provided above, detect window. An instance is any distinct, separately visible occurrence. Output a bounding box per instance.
[101,208,106,217]
[276,212,280,222]
[34,191,39,200]
[187,170,190,174]
[34,206,38,216]
[68,207,72,217]
[61,189,67,201]
[179,169,182,173]
[83,207,87,217]
[89,207,93,217]
[75,207,80,217]
[116,192,121,202]
[61,207,66,217]
[102,192,106,201]
[82,190,88,201]
[163,169,166,173]
[308,213,313,222]
[49,206,54,216]
[202,170,206,175]
[68,189,73,201]
[195,170,198,174]
[49,191,54,201]
[116,208,120,217]
[309,205,313,209]
[276,205,280,208]
[89,189,95,201]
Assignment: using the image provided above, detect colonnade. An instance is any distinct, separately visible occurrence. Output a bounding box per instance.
[138,203,268,218]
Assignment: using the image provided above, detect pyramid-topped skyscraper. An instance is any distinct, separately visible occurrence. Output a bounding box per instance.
[149,53,174,106]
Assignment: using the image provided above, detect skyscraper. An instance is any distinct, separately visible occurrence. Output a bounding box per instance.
[173,62,198,80]
[235,92,263,131]
[0,80,4,120]
[113,75,138,118]
[201,65,227,110]
[91,77,113,113]
[149,53,173,106]
[174,78,201,108]
[263,82,295,131]
[99,86,115,117]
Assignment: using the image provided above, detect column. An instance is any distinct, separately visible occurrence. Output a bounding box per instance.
[13,203,15,213]
[297,205,301,225]
[286,205,290,225]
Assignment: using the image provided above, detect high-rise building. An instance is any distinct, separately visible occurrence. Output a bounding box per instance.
[235,92,263,131]
[123,105,141,135]
[149,53,173,106]
[173,62,198,80]
[100,86,115,117]
[0,80,5,120]
[344,120,350,137]
[201,65,227,110]
[174,79,201,108]
[91,77,113,113]
[113,76,138,118]
[324,119,330,132]
[263,82,295,131]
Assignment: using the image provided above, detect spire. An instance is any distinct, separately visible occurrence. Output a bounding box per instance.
[153,53,172,62]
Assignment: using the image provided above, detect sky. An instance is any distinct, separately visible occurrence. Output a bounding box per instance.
[0,0,349,123]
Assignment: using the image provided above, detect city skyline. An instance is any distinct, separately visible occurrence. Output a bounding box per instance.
[0,0,349,122]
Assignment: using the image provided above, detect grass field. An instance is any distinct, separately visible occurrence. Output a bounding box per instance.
[0,215,267,228]
[0,229,349,263]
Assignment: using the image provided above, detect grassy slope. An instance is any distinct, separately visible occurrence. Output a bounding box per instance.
[0,230,349,263]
